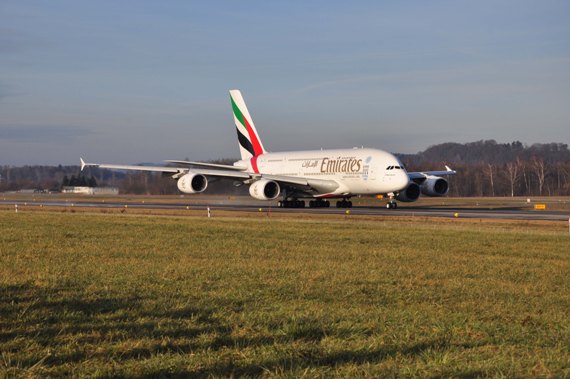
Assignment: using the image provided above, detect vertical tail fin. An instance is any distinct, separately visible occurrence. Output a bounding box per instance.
[230,89,266,160]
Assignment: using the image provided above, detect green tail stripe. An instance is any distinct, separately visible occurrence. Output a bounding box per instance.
[231,96,247,131]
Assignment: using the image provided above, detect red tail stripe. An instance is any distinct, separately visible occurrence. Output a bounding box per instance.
[243,116,263,156]
[250,155,260,174]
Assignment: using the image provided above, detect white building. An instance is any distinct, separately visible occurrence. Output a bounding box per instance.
[62,186,119,195]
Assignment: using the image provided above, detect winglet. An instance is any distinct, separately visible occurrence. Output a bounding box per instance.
[445,165,452,172]
[80,157,86,171]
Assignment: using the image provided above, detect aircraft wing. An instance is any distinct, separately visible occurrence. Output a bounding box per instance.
[408,165,456,180]
[164,160,247,171]
[80,158,250,179]
[80,158,338,193]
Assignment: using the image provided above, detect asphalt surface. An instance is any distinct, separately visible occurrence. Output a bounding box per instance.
[1,198,568,221]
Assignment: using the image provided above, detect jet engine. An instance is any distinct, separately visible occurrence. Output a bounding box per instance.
[177,173,208,194]
[396,182,421,202]
[249,179,280,200]
[420,176,449,196]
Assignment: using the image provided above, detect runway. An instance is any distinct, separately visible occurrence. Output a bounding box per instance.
[1,197,568,221]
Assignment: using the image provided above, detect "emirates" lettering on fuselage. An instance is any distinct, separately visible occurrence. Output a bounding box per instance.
[320,157,362,173]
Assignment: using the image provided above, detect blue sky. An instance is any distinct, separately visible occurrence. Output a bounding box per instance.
[1,0,569,165]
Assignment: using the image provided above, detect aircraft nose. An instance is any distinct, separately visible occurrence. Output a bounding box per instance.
[396,170,409,190]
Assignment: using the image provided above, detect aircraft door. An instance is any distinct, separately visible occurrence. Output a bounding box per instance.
[264,156,285,175]
[362,156,377,191]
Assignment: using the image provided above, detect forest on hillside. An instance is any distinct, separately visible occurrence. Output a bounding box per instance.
[401,140,570,197]
[1,140,569,196]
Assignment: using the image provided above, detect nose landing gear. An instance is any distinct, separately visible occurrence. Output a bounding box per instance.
[386,194,398,209]
[386,201,398,209]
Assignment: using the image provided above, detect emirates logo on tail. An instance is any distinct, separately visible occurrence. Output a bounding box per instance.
[230,90,265,160]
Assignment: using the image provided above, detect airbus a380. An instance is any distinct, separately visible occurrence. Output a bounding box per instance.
[81,90,455,209]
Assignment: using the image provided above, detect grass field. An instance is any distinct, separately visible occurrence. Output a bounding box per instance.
[1,210,569,377]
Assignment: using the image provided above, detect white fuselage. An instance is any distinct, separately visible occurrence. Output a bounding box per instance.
[237,147,410,197]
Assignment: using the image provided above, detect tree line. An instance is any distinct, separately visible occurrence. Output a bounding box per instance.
[400,140,570,196]
[1,141,569,196]
[0,165,125,193]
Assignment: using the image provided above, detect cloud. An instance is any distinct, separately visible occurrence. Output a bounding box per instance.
[0,125,93,143]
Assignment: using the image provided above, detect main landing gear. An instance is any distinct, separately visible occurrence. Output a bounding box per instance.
[336,199,352,208]
[308,199,330,208]
[277,198,353,209]
[278,199,305,208]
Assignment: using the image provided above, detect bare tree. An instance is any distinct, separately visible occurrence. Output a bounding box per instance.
[554,162,569,195]
[486,163,495,196]
[521,161,531,196]
[531,157,547,195]
[505,160,521,197]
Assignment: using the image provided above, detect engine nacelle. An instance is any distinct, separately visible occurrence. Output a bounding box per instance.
[177,173,208,194]
[249,179,280,200]
[420,176,449,196]
[396,182,421,202]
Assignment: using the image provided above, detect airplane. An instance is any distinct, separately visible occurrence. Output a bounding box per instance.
[81,89,456,209]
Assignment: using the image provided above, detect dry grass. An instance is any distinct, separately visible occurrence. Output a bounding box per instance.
[0,210,569,377]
